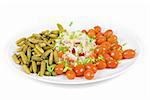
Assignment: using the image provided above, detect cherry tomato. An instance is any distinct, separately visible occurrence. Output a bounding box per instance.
[84,70,94,80]
[58,51,64,58]
[66,70,76,80]
[96,60,107,70]
[111,44,122,51]
[94,47,101,55]
[123,49,136,59]
[107,59,118,68]
[104,29,113,38]
[96,35,106,45]
[82,30,87,34]
[87,29,96,38]
[96,32,103,39]
[110,50,123,60]
[94,26,101,33]
[103,53,113,61]
[74,64,85,77]
[107,35,118,44]
[97,45,108,54]
[101,41,111,50]
[85,63,97,73]
[55,64,64,75]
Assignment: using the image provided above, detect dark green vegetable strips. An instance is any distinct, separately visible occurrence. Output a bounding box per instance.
[12,24,64,76]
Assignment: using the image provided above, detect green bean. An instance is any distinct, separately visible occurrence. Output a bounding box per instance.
[18,58,23,65]
[32,61,37,73]
[29,65,33,73]
[51,71,57,76]
[57,23,65,33]
[16,38,26,44]
[17,41,25,46]
[20,51,28,64]
[54,50,59,64]
[35,45,44,53]
[16,47,23,52]
[22,64,30,74]
[28,38,39,44]
[43,46,52,50]
[31,56,42,61]
[39,42,46,47]
[34,48,42,56]
[26,41,34,48]
[51,30,59,34]
[27,47,31,62]
[37,62,41,65]
[41,49,51,59]
[44,71,51,76]
[12,54,20,64]
[49,50,53,65]
[49,34,58,39]
[23,45,28,53]
[38,60,46,76]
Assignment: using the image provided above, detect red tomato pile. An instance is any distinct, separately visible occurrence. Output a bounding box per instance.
[55,26,136,80]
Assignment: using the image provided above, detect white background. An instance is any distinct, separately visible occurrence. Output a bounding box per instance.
[0,0,150,100]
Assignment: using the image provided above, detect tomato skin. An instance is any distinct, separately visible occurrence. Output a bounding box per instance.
[94,26,101,33]
[96,35,106,45]
[66,70,76,80]
[107,60,118,68]
[85,63,97,73]
[55,64,64,75]
[96,61,107,70]
[74,64,85,77]
[88,29,96,38]
[84,70,94,80]
[110,50,123,60]
[123,49,136,59]
[82,30,87,34]
[107,35,118,44]
[94,47,101,55]
[96,32,103,38]
[101,41,111,50]
[111,44,122,51]
[103,53,113,61]
[104,29,113,38]
[97,45,108,54]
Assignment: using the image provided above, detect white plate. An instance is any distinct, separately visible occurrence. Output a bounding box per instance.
[8,17,141,85]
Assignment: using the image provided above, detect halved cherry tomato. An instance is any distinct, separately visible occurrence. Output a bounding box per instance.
[88,29,96,38]
[84,70,94,80]
[96,35,106,45]
[107,59,118,68]
[55,64,64,75]
[66,70,76,80]
[123,49,136,59]
[94,26,101,33]
[110,50,123,60]
[96,60,107,70]
[74,64,85,77]
[58,51,64,58]
[104,29,113,38]
[85,63,97,73]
